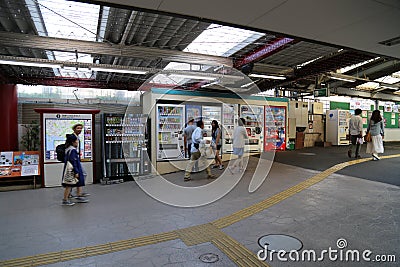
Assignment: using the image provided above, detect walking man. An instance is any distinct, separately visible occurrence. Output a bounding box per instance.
[184,120,215,181]
[347,108,363,158]
[183,117,196,159]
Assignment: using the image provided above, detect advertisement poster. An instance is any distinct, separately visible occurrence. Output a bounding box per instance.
[0,152,13,166]
[0,151,40,178]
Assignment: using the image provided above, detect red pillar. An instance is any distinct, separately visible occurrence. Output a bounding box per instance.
[0,84,18,151]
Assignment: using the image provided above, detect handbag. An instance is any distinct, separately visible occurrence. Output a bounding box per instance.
[62,151,79,185]
[364,132,372,143]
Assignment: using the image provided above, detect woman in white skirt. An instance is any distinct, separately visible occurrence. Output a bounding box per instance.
[229,118,248,173]
[366,110,384,160]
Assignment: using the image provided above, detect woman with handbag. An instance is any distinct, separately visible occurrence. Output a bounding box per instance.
[61,134,88,206]
[366,110,385,161]
[211,120,224,170]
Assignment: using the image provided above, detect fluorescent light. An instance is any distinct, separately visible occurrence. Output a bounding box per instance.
[241,81,256,88]
[0,59,61,69]
[330,76,356,82]
[201,81,219,88]
[213,65,224,72]
[249,74,286,80]
[169,73,216,81]
[379,84,399,90]
[91,67,147,75]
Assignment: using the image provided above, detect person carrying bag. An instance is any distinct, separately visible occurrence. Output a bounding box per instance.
[365,110,384,161]
[61,134,88,206]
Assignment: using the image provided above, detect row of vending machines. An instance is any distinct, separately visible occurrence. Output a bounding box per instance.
[156,103,287,161]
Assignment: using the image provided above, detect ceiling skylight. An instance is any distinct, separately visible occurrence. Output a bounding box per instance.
[183,24,264,57]
[374,75,400,84]
[38,0,100,41]
[157,25,264,84]
[36,0,101,77]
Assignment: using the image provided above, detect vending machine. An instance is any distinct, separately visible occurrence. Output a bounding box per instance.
[326,110,350,145]
[264,106,287,151]
[202,105,222,139]
[102,113,149,180]
[156,104,185,160]
[240,105,264,152]
[222,103,238,154]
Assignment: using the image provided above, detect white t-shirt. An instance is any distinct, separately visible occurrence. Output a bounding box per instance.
[349,115,363,135]
[232,126,248,148]
[191,127,204,153]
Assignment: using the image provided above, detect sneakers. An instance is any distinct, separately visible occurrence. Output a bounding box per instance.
[347,150,352,158]
[219,165,224,170]
[372,154,380,160]
[184,177,192,182]
[207,174,217,179]
[70,193,91,198]
[75,197,89,203]
[61,200,75,206]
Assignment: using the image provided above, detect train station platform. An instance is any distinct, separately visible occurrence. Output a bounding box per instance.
[0,143,399,266]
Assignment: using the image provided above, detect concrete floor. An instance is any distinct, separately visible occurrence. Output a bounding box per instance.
[0,143,399,267]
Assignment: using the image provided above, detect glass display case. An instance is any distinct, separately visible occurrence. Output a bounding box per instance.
[240,105,264,152]
[222,103,238,153]
[102,113,149,180]
[202,105,222,139]
[264,106,287,151]
[156,104,185,160]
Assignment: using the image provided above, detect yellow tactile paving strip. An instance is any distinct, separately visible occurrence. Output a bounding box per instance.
[176,223,226,246]
[212,234,270,267]
[0,232,179,267]
[1,155,399,267]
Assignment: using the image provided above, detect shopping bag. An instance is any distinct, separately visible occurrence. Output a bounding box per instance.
[364,132,372,142]
[63,161,78,185]
[357,137,364,144]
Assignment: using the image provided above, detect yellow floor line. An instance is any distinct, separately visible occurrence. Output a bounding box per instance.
[1,154,399,267]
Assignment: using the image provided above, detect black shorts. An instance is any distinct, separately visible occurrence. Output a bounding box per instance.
[216,144,222,151]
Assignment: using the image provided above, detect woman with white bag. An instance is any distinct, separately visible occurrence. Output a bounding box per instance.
[61,134,88,206]
[366,110,385,161]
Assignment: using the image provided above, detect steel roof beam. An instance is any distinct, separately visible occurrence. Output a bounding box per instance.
[333,87,400,101]
[0,31,232,66]
[328,59,400,88]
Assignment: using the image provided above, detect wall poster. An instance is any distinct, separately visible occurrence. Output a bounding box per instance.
[0,151,40,178]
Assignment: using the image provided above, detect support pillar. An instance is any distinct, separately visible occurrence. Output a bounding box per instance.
[0,84,18,151]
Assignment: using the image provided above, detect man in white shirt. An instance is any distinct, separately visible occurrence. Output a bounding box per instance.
[348,108,363,158]
[184,120,215,181]
[183,117,196,159]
